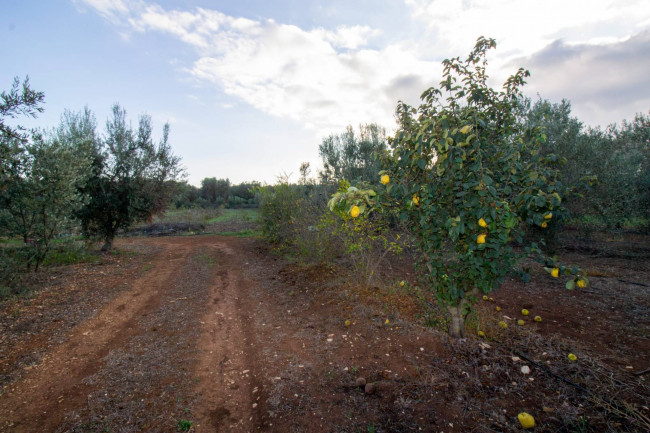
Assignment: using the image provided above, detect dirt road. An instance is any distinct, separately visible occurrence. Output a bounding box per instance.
[1,235,648,432]
[0,236,276,432]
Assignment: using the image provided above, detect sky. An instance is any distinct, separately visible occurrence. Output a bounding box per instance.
[2,0,649,186]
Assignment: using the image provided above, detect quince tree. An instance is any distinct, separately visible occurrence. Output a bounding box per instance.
[330,37,587,337]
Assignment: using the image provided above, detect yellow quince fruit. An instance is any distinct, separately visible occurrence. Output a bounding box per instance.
[380,174,389,185]
[521,309,529,316]
[350,206,360,218]
[568,353,577,362]
[517,319,525,326]
[412,195,419,205]
[551,268,559,278]
[478,218,487,228]
[477,234,486,244]
[544,212,553,220]
[534,316,542,322]
[518,412,535,429]
[498,321,507,329]
[541,222,548,228]
[577,279,586,288]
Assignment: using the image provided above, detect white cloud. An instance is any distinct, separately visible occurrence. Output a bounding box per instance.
[78,0,439,135]
[77,0,649,136]
[404,0,650,62]
[74,0,134,22]
[314,25,381,50]
[518,31,650,126]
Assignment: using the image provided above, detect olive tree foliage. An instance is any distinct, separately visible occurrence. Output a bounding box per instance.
[1,131,90,270]
[77,104,183,250]
[1,77,45,229]
[0,76,44,141]
[1,79,89,271]
[524,98,649,229]
[330,38,587,338]
[319,123,387,184]
[616,113,650,222]
[587,113,650,228]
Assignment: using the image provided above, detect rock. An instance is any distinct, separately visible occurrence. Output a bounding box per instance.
[356,377,366,387]
[364,382,375,394]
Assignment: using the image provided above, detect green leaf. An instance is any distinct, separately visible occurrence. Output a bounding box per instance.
[565,280,575,290]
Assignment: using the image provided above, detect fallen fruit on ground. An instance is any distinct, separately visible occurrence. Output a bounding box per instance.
[518,412,535,429]
[499,321,507,329]
[518,319,525,326]
[521,309,529,316]
[568,353,577,362]
[345,320,351,327]
[551,268,559,278]
[534,316,542,322]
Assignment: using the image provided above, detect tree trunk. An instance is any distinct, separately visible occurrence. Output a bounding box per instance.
[447,306,466,338]
[447,289,479,338]
[101,236,114,252]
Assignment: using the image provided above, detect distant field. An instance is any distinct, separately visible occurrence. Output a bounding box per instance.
[132,207,261,237]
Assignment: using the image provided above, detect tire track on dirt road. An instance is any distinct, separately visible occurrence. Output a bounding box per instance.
[192,242,267,432]
[0,242,191,432]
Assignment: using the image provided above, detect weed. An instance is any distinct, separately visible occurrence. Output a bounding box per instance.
[177,419,193,431]
[196,253,216,265]
[571,416,588,433]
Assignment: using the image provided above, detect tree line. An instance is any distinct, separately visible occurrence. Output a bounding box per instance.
[172,178,260,209]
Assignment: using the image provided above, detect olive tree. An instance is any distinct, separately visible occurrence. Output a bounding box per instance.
[77,104,182,250]
[319,123,387,185]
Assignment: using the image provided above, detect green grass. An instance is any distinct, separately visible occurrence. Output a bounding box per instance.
[42,248,101,266]
[0,238,23,247]
[206,208,260,224]
[148,208,223,225]
[216,229,262,238]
